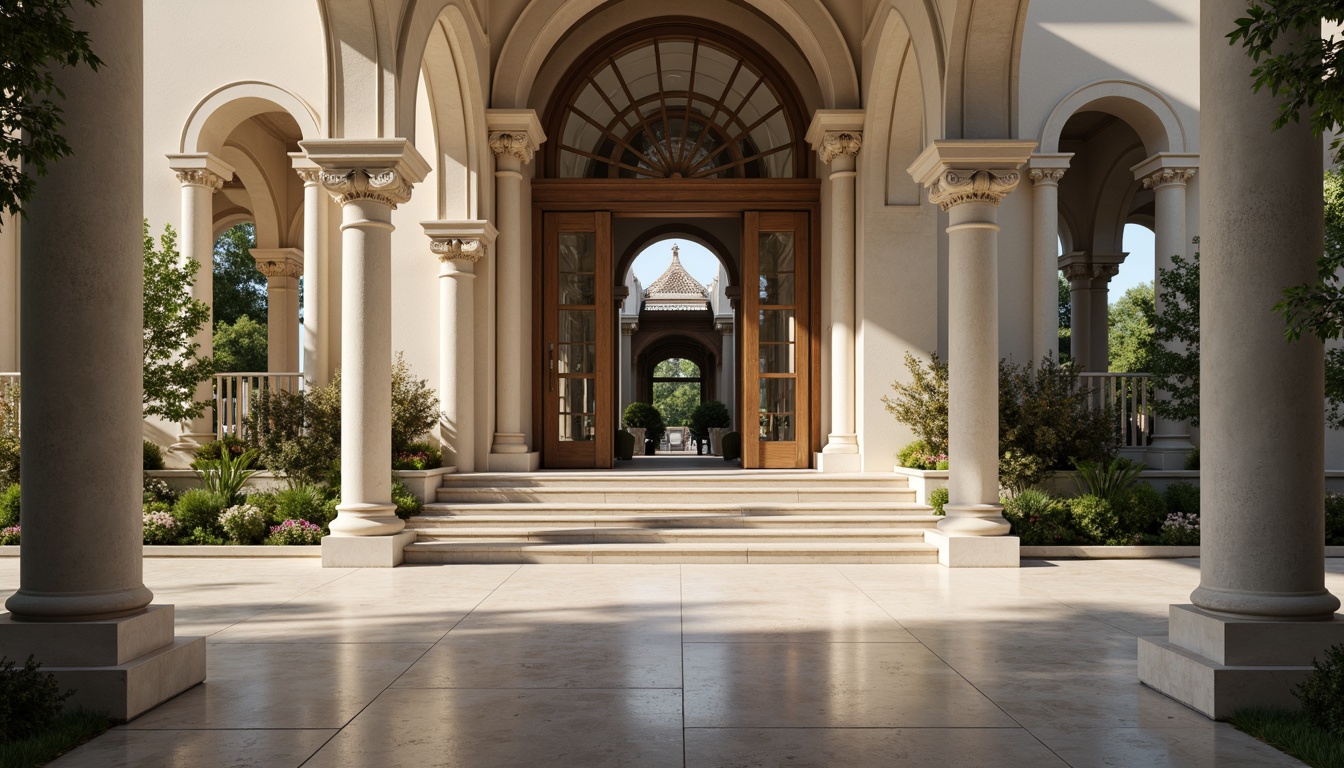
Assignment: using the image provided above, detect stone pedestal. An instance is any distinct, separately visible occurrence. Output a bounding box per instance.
[321,530,418,568]
[924,531,1019,568]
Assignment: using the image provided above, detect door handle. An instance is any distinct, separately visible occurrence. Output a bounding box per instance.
[549,344,556,392]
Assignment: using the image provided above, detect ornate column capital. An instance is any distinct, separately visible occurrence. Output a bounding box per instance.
[1058,253,1123,283]
[296,139,430,209]
[166,153,235,192]
[805,110,865,165]
[486,110,546,166]
[1060,262,1092,283]
[422,220,498,263]
[714,320,734,335]
[1027,153,1072,188]
[250,247,304,279]
[1028,168,1066,186]
[1131,152,1199,189]
[621,320,639,336]
[908,140,1037,211]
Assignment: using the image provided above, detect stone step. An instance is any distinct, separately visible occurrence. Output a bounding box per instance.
[401,540,940,565]
[434,486,917,504]
[411,526,929,544]
[421,501,930,516]
[436,471,909,490]
[408,513,940,529]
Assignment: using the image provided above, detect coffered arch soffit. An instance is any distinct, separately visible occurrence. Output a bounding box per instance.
[944,0,1030,139]
[863,2,944,205]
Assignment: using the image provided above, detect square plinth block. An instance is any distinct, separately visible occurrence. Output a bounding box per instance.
[814,452,861,473]
[321,531,417,568]
[924,531,1019,568]
[0,605,205,721]
[487,451,541,472]
[1139,605,1344,719]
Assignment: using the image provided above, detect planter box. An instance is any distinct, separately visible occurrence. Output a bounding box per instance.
[1,545,322,557]
[626,428,646,456]
[891,466,948,506]
[395,466,457,503]
[1025,545,1344,559]
[708,427,731,457]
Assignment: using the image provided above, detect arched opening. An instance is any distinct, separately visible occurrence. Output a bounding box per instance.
[532,18,820,469]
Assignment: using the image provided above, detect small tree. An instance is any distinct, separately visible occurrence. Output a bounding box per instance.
[390,353,441,454]
[213,314,268,373]
[0,0,102,223]
[1151,245,1201,427]
[881,352,948,456]
[1108,282,1154,374]
[143,221,214,422]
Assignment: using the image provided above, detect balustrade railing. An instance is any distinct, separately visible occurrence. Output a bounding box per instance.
[1078,372,1152,449]
[214,372,303,439]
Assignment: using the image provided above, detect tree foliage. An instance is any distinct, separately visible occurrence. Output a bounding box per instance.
[1108,282,1154,374]
[882,353,949,457]
[0,0,102,223]
[143,221,214,422]
[1229,2,1344,162]
[1058,273,1072,361]
[213,314,268,373]
[652,358,700,427]
[213,223,267,329]
[1151,246,1201,427]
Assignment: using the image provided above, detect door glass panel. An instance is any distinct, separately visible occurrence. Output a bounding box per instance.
[759,273,794,304]
[757,378,795,441]
[557,377,596,441]
[759,343,794,374]
[559,232,597,304]
[558,310,595,343]
[759,232,795,275]
[556,343,594,374]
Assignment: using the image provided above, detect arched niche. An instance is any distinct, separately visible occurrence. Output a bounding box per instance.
[945,0,1030,139]
[864,3,944,205]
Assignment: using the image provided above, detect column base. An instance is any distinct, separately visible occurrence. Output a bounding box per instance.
[938,503,1012,536]
[815,452,861,473]
[0,605,205,721]
[1145,443,1197,470]
[1138,605,1344,719]
[488,451,541,472]
[490,433,531,454]
[924,530,1019,567]
[321,530,417,567]
[329,502,406,537]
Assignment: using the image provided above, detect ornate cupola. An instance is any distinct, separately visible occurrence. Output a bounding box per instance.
[642,245,710,312]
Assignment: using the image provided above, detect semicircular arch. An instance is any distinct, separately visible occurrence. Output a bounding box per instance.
[180,81,321,155]
[619,224,737,288]
[1039,80,1187,156]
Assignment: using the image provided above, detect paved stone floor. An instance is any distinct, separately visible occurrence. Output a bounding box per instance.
[2,558,1341,767]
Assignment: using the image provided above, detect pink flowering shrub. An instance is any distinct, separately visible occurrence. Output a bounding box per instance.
[393,441,442,471]
[0,525,17,546]
[142,511,178,545]
[265,518,324,546]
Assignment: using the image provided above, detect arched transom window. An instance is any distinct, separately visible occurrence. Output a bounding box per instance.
[547,24,806,180]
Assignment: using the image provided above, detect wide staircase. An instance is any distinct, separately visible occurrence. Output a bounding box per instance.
[403,471,941,564]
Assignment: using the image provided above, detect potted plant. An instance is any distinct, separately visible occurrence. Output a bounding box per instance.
[691,400,731,456]
[623,402,666,456]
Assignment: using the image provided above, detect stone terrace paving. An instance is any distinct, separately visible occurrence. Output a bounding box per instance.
[3,558,1339,767]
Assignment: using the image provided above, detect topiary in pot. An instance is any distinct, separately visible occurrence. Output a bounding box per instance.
[615,430,635,461]
[721,431,742,462]
[623,402,666,455]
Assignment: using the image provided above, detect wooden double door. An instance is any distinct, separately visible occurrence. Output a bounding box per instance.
[538,209,815,469]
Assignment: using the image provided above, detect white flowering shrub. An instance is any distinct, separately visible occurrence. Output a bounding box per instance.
[1159,511,1200,546]
[219,503,268,545]
[142,511,178,545]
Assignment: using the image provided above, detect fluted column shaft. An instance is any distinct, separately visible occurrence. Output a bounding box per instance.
[1192,0,1338,619]
[6,0,153,620]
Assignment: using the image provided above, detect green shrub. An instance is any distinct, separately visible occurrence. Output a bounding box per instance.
[1159,512,1200,545]
[141,509,178,545]
[928,486,949,516]
[623,402,666,447]
[244,381,340,485]
[1326,493,1344,546]
[1296,644,1344,736]
[0,526,17,546]
[192,448,258,506]
[142,439,165,471]
[721,431,742,461]
[1118,483,1167,536]
[142,476,178,506]
[1164,482,1200,517]
[0,434,17,492]
[272,484,335,528]
[1184,447,1200,471]
[897,440,947,471]
[246,490,280,523]
[1070,494,1119,543]
[393,441,442,471]
[1002,488,1075,545]
[193,435,248,463]
[182,527,226,546]
[999,357,1116,493]
[172,489,225,535]
[392,478,421,519]
[0,656,72,743]
[390,353,442,454]
[219,504,268,545]
[1073,458,1145,506]
[882,353,948,456]
[0,484,18,529]
[265,519,324,545]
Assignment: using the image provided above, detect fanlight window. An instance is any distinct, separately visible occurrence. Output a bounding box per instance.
[552,32,802,179]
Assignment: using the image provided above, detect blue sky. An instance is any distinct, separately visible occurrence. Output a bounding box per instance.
[630,229,1158,304]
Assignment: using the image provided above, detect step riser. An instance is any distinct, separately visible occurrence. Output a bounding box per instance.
[413,533,928,544]
[436,491,917,504]
[438,474,909,489]
[410,520,936,530]
[403,551,940,565]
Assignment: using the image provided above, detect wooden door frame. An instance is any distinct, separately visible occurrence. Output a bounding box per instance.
[531,179,821,468]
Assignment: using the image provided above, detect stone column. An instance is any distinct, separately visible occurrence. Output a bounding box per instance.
[1133,155,1200,467]
[486,111,545,471]
[910,140,1034,567]
[165,152,234,448]
[250,248,303,375]
[1059,255,1093,369]
[807,112,863,472]
[1028,155,1071,363]
[299,139,429,567]
[620,320,637,413]
[424,221,496,474]
[1088,258,1122,372]
[1138,0,1344,719]
[0,0,206,720]
[291,155,331,385]
[716,319,735,418]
